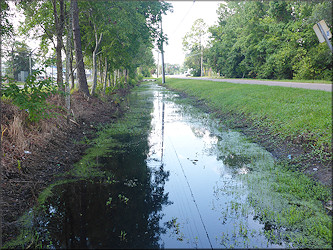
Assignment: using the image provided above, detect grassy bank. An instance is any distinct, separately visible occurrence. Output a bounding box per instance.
[162,78,332,165]
[160,78,332,248]
[207,77,332,84]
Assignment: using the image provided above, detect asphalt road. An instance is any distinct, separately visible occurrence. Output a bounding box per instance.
[171,76,332,92]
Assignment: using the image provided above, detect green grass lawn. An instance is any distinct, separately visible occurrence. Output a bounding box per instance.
[163,78,332,160]
[199,76,332,84]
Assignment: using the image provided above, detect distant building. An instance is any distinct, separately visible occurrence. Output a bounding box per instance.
[18,71,29,82]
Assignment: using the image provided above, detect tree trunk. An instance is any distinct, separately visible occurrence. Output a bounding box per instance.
[91,50,97,95]
[200,43,203,77]
[103,57,108,94]
[52,0,65,96]
[108,71,111,87]
[65,0,73,122]
[123,69,127,84]
[72,0,90,96]
[91,26,102,96]
[70,49,75,89]
[99,56,103,85]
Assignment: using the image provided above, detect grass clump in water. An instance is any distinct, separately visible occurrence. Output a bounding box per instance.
[213,125,331,248]
[246,161,332,248]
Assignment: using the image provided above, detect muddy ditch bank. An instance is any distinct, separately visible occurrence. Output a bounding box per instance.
[1,88,131,245]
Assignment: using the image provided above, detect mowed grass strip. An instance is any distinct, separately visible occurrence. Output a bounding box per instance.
[164,78,332,158]
[209,77,332,84]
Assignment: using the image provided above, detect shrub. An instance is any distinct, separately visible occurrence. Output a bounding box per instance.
[2,70,60,123]
[137,74,144,81]
[129,78,137,86]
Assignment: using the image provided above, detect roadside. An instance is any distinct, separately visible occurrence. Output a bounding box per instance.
[170,76,332,92]
[162,78,332,187]
[1,87,130,244]
[1,80,331,247]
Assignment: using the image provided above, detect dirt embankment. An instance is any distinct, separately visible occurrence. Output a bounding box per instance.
[1,88,130,244]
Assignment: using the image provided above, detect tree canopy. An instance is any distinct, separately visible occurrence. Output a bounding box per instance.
[182,18,208,76]
[16,0,172,96]
[0,1,13,37]
[204,1,332,80]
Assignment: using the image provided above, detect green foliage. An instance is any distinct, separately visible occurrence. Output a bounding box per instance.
[183,19,208,76]
[17,1,58,56]
[78,1,172,90]
[0,1,13,36]
[164,63,182,75]
[129,78,137,86]
[293,43,332,80]
[208,1,332,80]
[2,70,60,123]
[4,41,33,80]
[137,74,144,81]
[106,197,113,206]
[17,1,173,94]
[94,80,104,96]
[105,86,117,96]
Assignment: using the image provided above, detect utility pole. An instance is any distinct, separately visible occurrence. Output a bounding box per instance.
[157,50,159,78]
[200,35,203,77]
[11,48,14,79]
[160,17,165,84]
[29,48,36,75]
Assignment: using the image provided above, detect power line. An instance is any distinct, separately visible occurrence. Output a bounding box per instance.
[171,0,196,36]
[168,136,213,249]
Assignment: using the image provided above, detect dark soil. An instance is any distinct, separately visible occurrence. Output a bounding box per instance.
[1,88,130,245]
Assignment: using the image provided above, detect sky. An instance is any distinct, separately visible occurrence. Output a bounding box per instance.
[157,1,224,66]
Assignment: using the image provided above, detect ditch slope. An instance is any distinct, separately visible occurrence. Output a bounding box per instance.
[1,88,130,245]
[163,79,332,187]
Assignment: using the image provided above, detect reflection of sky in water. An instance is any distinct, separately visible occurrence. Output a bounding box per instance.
[146,86,283,249]
[28,84,287,249]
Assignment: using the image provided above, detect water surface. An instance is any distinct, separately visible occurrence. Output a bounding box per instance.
[29,83,286,248]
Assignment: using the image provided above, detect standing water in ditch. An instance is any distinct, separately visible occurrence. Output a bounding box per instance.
[14,83,330,249]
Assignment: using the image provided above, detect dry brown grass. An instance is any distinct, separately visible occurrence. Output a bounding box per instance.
[1,95,68,173]
[1,91,113,173]
[8,113,28,150]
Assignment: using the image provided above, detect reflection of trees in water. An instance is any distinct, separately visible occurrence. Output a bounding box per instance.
[33,137,171,249]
